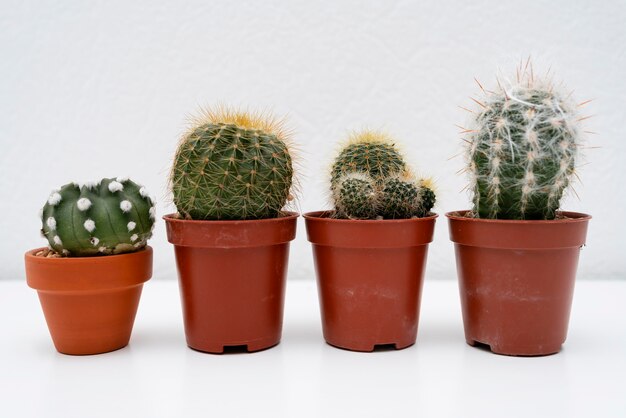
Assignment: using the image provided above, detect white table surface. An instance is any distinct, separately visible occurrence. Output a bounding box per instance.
[1,279,624,418]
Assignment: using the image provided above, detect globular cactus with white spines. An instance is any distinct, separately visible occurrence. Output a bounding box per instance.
[40,178,155,256]
[464,65,583,220]
[171,107,295,220]
[330,130,436,219]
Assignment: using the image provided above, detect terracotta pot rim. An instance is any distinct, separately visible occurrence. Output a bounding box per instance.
[163,211,299,225]
[303,210,438,223]
[25,246,153,292]
[445,210,591,224]
[24,246,152,264]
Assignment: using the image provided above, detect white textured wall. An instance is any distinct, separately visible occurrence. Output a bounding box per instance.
[1,0,624,280]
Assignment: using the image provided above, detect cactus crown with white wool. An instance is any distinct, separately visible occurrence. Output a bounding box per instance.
[330,130,436,220]
[40,178,155,256]
[171,107,295,220]
[463,63,585,220]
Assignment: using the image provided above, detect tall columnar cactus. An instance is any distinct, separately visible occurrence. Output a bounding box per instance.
[330,130,436,219]
[171,107,294,220]
[464,65,582,220]
[40,178,155,256]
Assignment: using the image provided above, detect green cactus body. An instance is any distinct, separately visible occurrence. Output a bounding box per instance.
[467,78,579,220]
[41,178,155,256]
[171,115,293,220]
[334,173,377,219]
[378,177,419,219]
[330,130,436,220]
[378,177,436,219]
[330,137,406,187]
[418,183,436,217]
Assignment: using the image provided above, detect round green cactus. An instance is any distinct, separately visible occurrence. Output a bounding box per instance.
[378,176,437,219]
[330,130,435,220]
[333,173,378,219]
[465,66,581,220]
[378,176,419,219]
[40,178,155,256]
[330,130,406,187]
[417,181,436,217]
[171,108,294,220]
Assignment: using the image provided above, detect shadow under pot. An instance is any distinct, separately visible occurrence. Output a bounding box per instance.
[25,247,153,355]
[304,211,437,352]
[446,210,591,356]
[164,212,298,354]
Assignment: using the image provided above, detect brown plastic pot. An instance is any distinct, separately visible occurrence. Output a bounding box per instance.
[304,211,437,352]
[164,212,298,354]
[25,247,153,355]
[447,210,591,356]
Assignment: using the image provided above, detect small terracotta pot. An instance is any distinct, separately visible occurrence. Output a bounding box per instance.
[304,211,437,352]
[164,212,298,354]
[25,247,153,355]
[447,210,591,356]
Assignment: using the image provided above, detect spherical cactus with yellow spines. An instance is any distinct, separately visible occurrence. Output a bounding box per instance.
[464,64,582,220]
[171,107,295,220]
[40,178,155,256]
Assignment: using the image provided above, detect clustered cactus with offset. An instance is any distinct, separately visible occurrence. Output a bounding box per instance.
[40,178,155,256]
[171,107,295,220]
[330,130,435,219]
[463,63,583,220]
